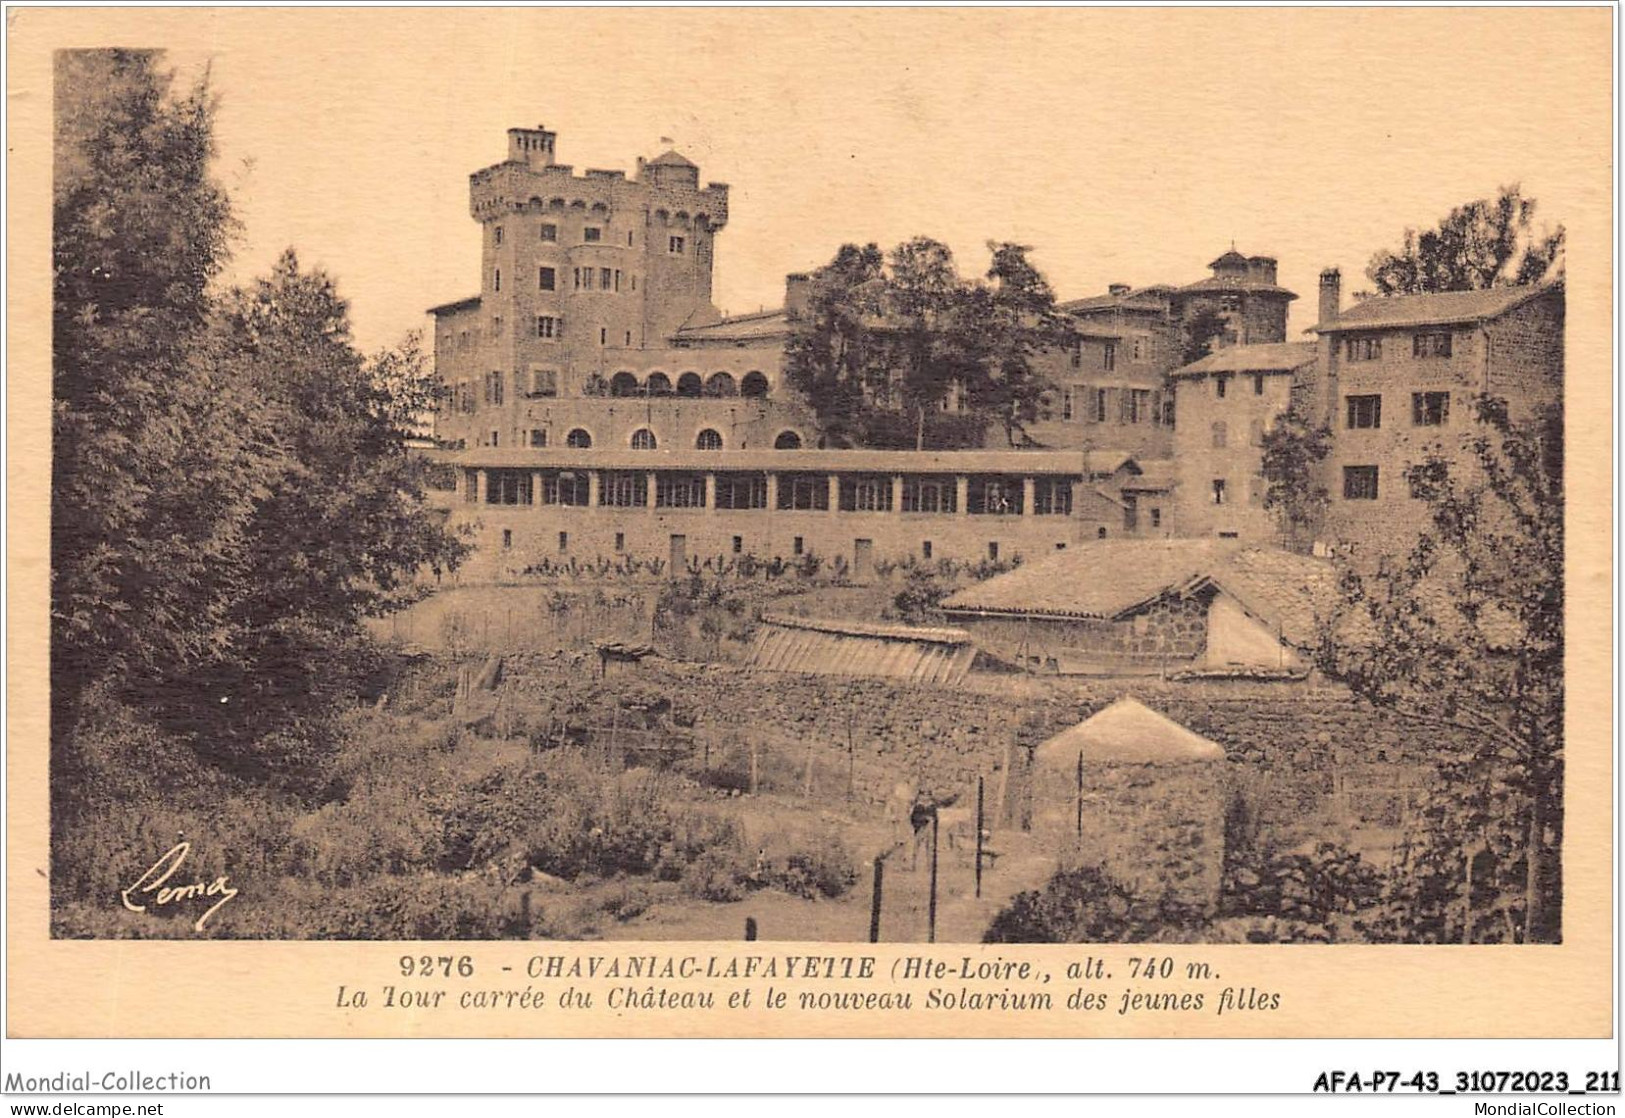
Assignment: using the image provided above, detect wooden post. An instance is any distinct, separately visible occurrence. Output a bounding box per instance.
[868,858,884,943]
[846,709,856,801]
[1076,749,1085,839]
[744,916,758,942]
[749,740,759,795]
[975,776,985,899]
[927,813,940,944]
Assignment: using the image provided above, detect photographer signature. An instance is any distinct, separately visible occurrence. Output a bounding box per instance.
[120,841,238,932]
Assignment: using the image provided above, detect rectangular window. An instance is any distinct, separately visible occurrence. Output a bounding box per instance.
[1034,478,1073,516]
[1150,507,1162,529]
[1343,465,1380,500]
[1092,388,1109,423]
[625,331,632,346]
[1253,373,1265,395]
[529,368,558,397]
[540,471,589,507]
[614,269,622,292]
[715,473,768,510]
[777,474,830,511]
[969,477,1023,516]
[491,315,503,336]
[558,531,568,552]
[540,223,557,242]
[1215,374,1229,399]
[1346,394,1382,429]
[502,529,512,549]
[493,268,501,292]
[1211,479,1227,505]
[1102,343,1116,372]
[732,536,743,555]
[538,266,556,291]
[600,471,648,508]
[530,428,547,448]
[1132,336,1146,361]
[600,267,613,290]
[901,477,956,514]
[1126,388,1153,424]
[1412,391,1451,426]
[922,541,933,560]
[599,327,607,346]
[1061,389,1074,422]
[1211,422,1228,448]
[494,226,504,246]
[1070,343,1082,369]
[535,316,559,340]
[988,542,1000,561]
[581,268,595,291]
[655,473,706,509]
[669,235,685,254]
[484,469,532,506]
[793,536,804,556]
[490,430,500,447]
[1413,332,1453,358]
[614,532,625,552]
[839,476,892,512]
[463,469,479,504]
[583,226,602,243]
[1345,336,1383,361]
[485,370,505,406]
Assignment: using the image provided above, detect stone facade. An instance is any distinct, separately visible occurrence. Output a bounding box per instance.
[952,593,1209,675]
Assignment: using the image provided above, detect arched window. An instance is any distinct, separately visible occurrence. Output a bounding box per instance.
[646,372,674,397]
[704,371,737,398]
[610,371,641,398]
[630,428,658,450]
[740,371,769,398]
[676,372,703,398]
[566,428,593,449]
[696,428,724,451]
[773,430,803,450]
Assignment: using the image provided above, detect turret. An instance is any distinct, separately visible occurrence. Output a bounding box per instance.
[507,126,556,170]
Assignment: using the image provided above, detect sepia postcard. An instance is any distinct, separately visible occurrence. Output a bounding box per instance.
[3,4,1616,1063]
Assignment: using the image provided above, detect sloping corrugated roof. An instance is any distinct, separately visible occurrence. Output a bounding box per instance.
[1170,341,1318,378]
[673,308,789,342]
[941,540,1335,647]
[1035,698,1226,767]
[1313,281,1559,333]
[747,614,976,686]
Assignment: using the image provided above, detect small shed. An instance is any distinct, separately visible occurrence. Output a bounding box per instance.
[1031,698,1228,911]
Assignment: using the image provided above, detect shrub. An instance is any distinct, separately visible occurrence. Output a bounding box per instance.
[983,865,1208,943]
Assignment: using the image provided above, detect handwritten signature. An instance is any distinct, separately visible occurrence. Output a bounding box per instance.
[120,842,238,932]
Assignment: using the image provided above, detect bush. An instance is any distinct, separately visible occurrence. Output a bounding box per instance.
[984,866,1208,943]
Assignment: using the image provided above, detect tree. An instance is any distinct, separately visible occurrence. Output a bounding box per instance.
[1259,417,1333,552]
[1318,397,1563,942]
[52,49,263,711]
[1365,185,1565,296]
[1179,306,1230,365]
[783,238,1067,448]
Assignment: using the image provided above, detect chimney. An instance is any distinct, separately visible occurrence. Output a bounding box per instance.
[1318,268,1341,327]
[784,273,812,320]
[1108,283,1132,297]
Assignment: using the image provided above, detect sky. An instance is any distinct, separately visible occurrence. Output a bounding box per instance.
[116,7,1613,354]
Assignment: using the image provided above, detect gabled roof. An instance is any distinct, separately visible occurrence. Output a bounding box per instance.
[648,149,697,168]
[1208,248,1253,270]
[941,540,1335,647]
[1035,698,1226,767]
[1170,341,1318,378]
[1312,280,1560,333]
[1060,286,1173,315]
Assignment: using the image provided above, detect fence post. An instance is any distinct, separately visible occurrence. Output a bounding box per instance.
[744,916,758,942]
[1076,749,1084,839]
[975,776,985,900]
[749,741,759,795]
[868,858,884,943]
[927,813,940,944]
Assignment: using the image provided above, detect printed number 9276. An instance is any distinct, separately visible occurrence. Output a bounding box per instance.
[400,955,474,978]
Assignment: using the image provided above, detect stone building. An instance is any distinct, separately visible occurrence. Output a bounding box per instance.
[1304,270,1564,555]
[1168,341,1318,541]
[940,539,1334,677]
[1024,249,1298,459]
[430,126,816,455]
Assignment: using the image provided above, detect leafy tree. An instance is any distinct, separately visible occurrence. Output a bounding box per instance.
[52,49,263,710]
[1179,306,1230,365]
[1259,417,1333,552]
[1318,397,1563,942]
[1365,185,1565,296]
[783,238,1067,448]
